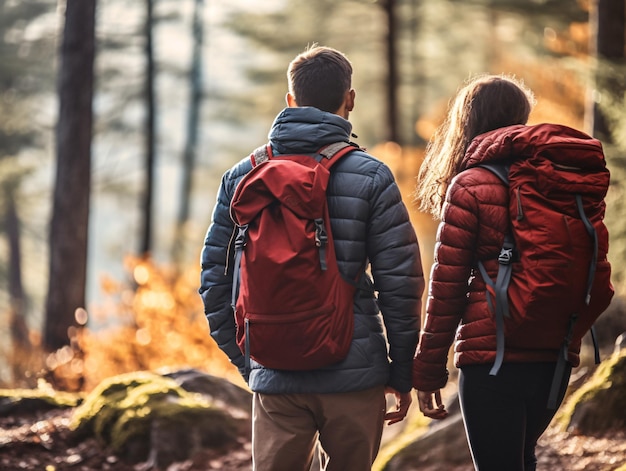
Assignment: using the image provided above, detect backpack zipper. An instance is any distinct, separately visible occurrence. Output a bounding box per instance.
[314,218,328,271]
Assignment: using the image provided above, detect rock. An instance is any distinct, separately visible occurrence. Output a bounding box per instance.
[590,297,626,351]
[163,368,252,416]
[557,349,626,435]
[69,370,244,468]
[380,412,473,471]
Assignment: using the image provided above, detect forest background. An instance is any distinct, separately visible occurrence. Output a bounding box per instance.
[1,0,625,392]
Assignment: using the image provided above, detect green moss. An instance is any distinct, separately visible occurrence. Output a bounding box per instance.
[71,372,178,431]
[374,424,429,471]
[70,370,236,453]
[556,350,626,433]
[0,386,83,414]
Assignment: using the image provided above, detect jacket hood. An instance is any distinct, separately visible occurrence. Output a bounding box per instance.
[462,123,605,172]
[268,107,353,155]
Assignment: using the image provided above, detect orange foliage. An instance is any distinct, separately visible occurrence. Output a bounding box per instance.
[543,22,590,58]
[52,257,244,392]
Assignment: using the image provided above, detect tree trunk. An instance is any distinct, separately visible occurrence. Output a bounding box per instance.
[586,0,625,142]
[44,0,95,351]
[141,0,156,256]
[383,0,399,144]
[4,184,31,382]
[5,185,25,321]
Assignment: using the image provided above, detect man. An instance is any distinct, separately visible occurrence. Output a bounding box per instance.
[199,45,424,471]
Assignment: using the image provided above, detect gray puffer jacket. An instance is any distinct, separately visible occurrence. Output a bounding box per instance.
[199,106,424,394]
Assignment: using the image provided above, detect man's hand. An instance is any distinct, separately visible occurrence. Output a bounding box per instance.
[384,387,412,425]
[417,389,448,420]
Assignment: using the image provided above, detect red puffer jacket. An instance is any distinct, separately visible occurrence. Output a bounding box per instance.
[413,123,601,392]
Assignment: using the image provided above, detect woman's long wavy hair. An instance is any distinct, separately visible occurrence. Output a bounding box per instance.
[415,74,536,218]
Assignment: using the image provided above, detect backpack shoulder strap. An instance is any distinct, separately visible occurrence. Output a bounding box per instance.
[251,141,362,169]
[317,141,362,169]
[319,141,356,158]
[251,141,360,168]
[476,160,514,377]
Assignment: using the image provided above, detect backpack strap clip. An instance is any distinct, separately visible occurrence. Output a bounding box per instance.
[487,232,516,376]
[498,245,515,265]
[251,145,272,166]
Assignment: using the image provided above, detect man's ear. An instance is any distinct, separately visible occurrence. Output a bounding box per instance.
[336,89,355,119]
[346,89,355,112]
[286,92,298,108]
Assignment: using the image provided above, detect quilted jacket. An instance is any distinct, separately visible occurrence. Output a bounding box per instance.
[200,106,424,395]
[412,123,607,392]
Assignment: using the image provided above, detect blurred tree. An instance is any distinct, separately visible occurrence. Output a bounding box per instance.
[586,0,626,293]
[382,0,399,143]
[44,0,96,351]
[85,0,183,265]
[3,179,30,381]
[403,0,425,147]
[141,0,156,257]
[172,0,205,265]
[586,0,625,143]
[138,0,183,258]
[0,0,56,382]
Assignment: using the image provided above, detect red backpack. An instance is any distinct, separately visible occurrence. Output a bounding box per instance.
[471,124,614,408]
[229,142,361,372]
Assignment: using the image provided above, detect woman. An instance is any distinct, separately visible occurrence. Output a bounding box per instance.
[412,74,600,471]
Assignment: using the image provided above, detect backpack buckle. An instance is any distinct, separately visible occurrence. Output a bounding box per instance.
[498,247,514,265]
[235,225,248,249]
[314,219,327,247]
[497,234,516,265]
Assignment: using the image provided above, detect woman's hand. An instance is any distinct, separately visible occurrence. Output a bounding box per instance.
[417,389,448,420]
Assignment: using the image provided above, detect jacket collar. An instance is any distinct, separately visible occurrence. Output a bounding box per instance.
[268,107,352,155]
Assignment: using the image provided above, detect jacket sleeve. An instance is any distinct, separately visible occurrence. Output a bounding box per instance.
[412,180,479,391]
[367,163,424,393]
[199,166,247,379]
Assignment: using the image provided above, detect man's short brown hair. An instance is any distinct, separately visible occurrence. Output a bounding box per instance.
[287,45,353,113]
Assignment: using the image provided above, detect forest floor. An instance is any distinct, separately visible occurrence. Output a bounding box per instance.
[535,426,626,471]
[0,407,251,471]
[1,406,626,470]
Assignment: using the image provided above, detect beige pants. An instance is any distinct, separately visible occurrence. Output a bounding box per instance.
[252,386,386,471]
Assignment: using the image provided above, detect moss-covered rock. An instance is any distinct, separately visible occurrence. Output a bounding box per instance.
[557,349,626,435]
[163,368,252,415]
[377,413,472,471]
[70,371,241,466]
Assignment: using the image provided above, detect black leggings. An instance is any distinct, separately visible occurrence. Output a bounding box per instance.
[458,362,571,471]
